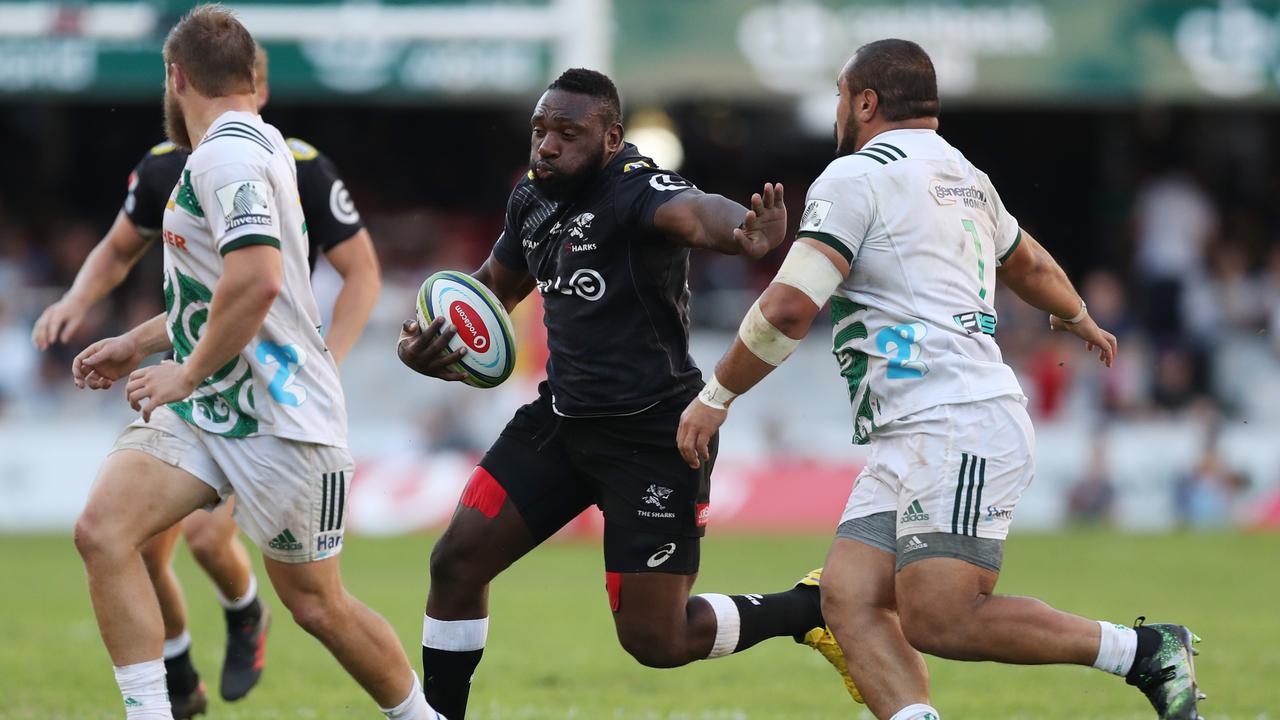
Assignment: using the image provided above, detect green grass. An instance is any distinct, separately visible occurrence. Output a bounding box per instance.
[1,531,1276,719]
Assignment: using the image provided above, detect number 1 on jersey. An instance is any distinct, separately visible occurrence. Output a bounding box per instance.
[961,219,987,300]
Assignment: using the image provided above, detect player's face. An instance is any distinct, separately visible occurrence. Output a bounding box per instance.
[528,90,609,199]
[163,64,193,152]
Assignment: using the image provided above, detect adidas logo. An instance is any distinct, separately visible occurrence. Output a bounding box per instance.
[268,528,304,551]
[901,499,929,522]
[124,697,143,708]
[903,535,928,552]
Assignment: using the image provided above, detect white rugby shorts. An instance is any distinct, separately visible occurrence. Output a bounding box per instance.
[112,406,354,563]
[840,394,1035,542]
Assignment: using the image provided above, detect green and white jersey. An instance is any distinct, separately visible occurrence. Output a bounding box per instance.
[798,129,1024,445]
[160,111,347,446]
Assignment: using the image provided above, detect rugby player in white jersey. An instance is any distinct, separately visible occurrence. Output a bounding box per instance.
[69,6,438,718]
[678,39,1201,720]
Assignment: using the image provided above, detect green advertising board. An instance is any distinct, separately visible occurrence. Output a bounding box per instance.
[3,0,1280,103]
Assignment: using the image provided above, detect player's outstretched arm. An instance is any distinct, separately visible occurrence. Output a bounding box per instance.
[126,245,282,420]
[72,313,171,390]
[323,229,381,366]
[996,228,1117,367]
[654,182,786,259]
[32,211,153,350]
[397,253,534,382]
[677,238,848,468]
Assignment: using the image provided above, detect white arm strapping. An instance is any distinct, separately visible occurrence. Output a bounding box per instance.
[738,300,800,366]
[773,240,845,308]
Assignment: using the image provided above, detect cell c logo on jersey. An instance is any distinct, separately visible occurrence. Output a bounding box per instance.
[449,301,490,352]
[329,180,361,225]
[569,268,606,301]
[649,174,692,192]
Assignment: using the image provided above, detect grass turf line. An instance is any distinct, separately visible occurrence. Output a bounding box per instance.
[1,531,1275,718]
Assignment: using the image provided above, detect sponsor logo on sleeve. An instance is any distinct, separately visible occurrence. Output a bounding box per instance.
[695,502,711,528]
[623,160,651,173]
[328,179,360,224]
[799,199,833,231]
[215,180,272,229]
[649,174,692,192]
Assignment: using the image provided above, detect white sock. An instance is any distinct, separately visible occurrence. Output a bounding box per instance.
[695,593,740,659]
[161,630,191,660]
[380,673,441,720]
[215,573,258,611]
[113,659,172,719]
[422,615,488,651]
[889,703,941,720]
[1093,620,1138,676]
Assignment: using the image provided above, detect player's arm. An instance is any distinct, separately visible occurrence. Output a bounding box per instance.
[321,229,380,366]
[996,228,1117,366]
[677,238,849,468]
[653,183,786,259]
[32,211,153,349]
[72,312,172,390]
[127,245,282,420]
[396,253,534,382]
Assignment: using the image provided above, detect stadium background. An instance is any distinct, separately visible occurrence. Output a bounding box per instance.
[1,0,1278,717]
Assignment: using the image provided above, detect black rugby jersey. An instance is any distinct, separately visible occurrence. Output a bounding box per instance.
[123,137,363,271]
[492,143,704,416]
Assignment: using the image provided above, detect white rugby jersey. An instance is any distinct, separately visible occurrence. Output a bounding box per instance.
[797,129,1024,444]
[160,111,347,446]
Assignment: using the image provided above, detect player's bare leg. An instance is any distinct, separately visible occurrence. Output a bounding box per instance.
[181,501,269,702]
[423,497,540,720]
[264,555,434,717]
[822,538,928,719]
[140,524,207,718]
[75,449,220,718]
[609,572,711,666]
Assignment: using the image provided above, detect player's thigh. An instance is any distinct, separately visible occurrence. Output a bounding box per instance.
[823,529,899,617]
[78,414,224,551]
[891,397,1034,576]
[434,388,593,582]
[204,434,353,564]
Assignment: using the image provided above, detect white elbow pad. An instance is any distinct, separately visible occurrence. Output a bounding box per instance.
[773,241,845,308]
[738,300,800,366]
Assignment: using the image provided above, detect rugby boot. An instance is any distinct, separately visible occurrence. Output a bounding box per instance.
[221,600,270,701]
[169,680,208,719]
[795,568,864,704]
[1126,617,1205,720]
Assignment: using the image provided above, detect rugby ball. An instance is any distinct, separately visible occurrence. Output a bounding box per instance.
[415,270,516,389]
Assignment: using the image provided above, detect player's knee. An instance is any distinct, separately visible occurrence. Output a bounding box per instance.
[73,509,121,564]
[615,624,691,669]
[282,591,343,641]
[428,537,488,593]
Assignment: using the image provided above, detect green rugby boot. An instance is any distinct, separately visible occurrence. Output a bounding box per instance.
[1126,618,1205,720]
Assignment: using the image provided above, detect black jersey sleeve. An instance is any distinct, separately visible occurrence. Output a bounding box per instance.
[122,142,186,235]
[491,179,530,271]
[612,160,697,231]
[291,139,364,254]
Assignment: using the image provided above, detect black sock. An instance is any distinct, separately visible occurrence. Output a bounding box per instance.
[422,646,484,720]
[164,648,200,696]
[1125,626,1163,684]
[225,596,263,629]
[729,585,824,654]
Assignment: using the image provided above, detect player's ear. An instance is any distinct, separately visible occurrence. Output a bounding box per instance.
[169,63,186,94]
[858,89,877,121]
[605,122,624,153]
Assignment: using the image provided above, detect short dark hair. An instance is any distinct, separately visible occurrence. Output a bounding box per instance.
[844,39,940,121]
[548,68,622,127]
[163,4,255,97]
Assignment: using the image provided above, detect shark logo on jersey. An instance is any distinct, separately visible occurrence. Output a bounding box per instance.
[643,484,674,510]
[928,178,988,209]
[566,212,594,240]
[216,180,272,230]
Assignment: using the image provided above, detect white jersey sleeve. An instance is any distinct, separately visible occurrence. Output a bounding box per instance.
[978,170,1022,265]
[796,162,878,265]
[190,159,283,256]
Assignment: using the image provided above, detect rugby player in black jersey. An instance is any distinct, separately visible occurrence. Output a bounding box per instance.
[31,45,380,717]
[397,69,862,719]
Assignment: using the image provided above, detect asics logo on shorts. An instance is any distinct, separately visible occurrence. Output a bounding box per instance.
[647,542,677,568]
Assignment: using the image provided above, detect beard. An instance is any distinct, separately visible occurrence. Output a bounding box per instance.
[164,89,192,151]
[529,143,605,201]
[834,116,861,157]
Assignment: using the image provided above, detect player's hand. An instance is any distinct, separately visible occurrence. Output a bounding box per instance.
[72,334,145,390]
[736,182,786,259]
[677,397,726,469]
[32,294,89,350]
[126,360,199,422]
[1050,314,1117,368]
[396,317,470,382]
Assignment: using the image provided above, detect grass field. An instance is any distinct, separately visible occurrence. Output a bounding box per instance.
[1,530,1276,719]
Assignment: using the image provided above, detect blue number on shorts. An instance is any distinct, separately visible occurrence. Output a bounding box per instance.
[876,323,929,379]
[255,340,307,406]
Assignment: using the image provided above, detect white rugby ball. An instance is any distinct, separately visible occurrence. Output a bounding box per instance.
[415,270,516,389]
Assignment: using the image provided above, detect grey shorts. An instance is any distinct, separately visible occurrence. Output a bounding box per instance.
[836,509,1005,574]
